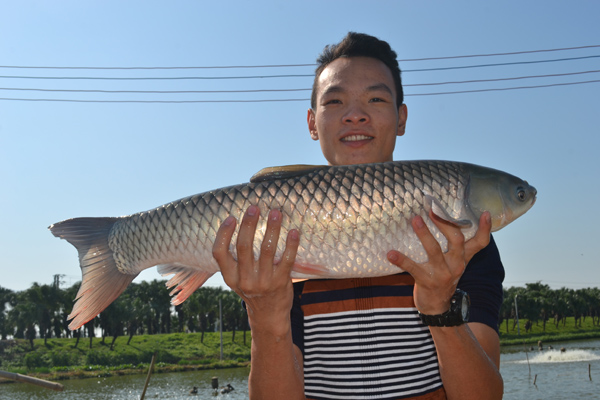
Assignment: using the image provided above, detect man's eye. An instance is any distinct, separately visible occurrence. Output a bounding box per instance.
[370,97,385,103]
[325,99,341,105]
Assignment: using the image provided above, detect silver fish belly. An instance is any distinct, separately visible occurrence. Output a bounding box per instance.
[50,160,536,329]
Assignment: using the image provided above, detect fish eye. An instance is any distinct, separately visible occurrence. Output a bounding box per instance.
[516,187,526,201]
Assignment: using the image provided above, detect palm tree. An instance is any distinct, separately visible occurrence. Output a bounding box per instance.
[0,287,14,340]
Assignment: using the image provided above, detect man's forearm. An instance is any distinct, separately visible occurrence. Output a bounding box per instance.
[430,324,503,400]
[248,321,305,400]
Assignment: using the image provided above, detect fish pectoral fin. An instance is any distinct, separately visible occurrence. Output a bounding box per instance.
[424,195,473,228]
[250,164,328,183]
[291,261,331,279]
[158,264,214,306]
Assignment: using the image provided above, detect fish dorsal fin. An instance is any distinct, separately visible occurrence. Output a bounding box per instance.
[250,164,328,183]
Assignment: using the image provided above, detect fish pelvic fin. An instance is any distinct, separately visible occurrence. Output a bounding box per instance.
[49,217,138,330]
[291,261,332,279]
[423,195,473,228]
[158,264,214,306]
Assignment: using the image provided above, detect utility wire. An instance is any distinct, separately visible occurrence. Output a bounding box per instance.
[0,55,599,81]
[1,79,598,103]
[403,55,600,73]
[0,87,312,94]
[406,79,600,96]
[2,69,599,94]
[1,44,598,70]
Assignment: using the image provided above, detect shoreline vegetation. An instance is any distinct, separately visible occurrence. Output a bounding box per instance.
[1,318,599,384]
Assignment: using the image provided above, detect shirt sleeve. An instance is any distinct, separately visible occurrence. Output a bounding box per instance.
[457,234,505,334]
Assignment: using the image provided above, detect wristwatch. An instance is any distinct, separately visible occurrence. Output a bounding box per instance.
[418,289,470,327]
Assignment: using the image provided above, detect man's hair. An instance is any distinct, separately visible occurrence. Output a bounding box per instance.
[310,32,403,109]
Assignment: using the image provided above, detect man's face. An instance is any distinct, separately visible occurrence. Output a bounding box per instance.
[308,56,407,166]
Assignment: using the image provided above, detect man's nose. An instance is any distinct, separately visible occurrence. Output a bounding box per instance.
[343,103,369,124]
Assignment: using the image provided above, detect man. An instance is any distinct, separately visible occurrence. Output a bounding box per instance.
[213,32,504,400]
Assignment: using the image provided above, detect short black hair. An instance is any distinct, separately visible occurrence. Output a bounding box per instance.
[311,32,403,109]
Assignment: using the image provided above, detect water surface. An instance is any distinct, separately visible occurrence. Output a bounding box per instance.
[2,339,599,399]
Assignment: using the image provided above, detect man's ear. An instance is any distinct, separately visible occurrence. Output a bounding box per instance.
[307,109,319,140]
[397,103,408,137]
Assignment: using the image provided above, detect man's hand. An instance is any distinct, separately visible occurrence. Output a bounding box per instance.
[387,210,492,315]
[212,205,300,330]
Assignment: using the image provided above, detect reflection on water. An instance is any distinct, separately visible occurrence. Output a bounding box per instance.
[2,340,599,400]
[501,339,600,400]
[0,367,251,400]
[515,349,600,364]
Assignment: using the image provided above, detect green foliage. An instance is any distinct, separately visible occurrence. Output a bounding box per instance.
[49,350,79,367]
[499,316,600,345]
[24,352,48,370]
[499,283,600,336]
[2,330,251,376]
[1,281,249,346]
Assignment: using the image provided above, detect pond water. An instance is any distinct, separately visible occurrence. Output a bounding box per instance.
[500,339,600,400]
[0,367,251,399]
[2,339,599,399]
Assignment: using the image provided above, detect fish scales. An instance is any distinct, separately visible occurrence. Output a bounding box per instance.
[112,161,465,278]
[50,160,536,329]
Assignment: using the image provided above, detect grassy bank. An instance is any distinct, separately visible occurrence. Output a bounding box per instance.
[2,318,599,383]
[499,316,600,346]
[0,331,251,382]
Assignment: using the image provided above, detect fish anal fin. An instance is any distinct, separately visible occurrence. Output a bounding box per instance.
[424,195,473,228]
[291,262,331,279]
[250,164,328,183]
[158,264,214,306]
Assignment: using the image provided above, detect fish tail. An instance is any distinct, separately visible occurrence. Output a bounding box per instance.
[49,217,137,330]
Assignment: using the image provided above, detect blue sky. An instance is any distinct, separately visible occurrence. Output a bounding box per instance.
[1,1,599,292]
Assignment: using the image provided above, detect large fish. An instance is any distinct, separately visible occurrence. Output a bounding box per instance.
[50,160,536,329]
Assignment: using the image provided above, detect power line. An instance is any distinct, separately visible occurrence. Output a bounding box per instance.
[398,44,600,61]
[1,79,598,103]
[1,70,598,95]
[0,74,314,80]
[0,87,312,94]
[406,79,600,96]
[1,55,599,81]
[1,44,598,70]
[403,55,600,72]
[0,97,311,103]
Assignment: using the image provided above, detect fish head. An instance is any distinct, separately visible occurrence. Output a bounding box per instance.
[466,165,537,232]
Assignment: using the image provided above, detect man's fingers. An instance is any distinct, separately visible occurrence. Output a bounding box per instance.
[212,216,238,283]
[465,211,491,262]
[279,229,300,275]
[260,209,282,267]
[237,205,260,265]
[411,214,446,266]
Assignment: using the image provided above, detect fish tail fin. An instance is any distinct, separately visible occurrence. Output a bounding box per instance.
[49,217,138,330]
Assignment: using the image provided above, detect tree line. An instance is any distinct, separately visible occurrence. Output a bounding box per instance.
[0,275,248,349]
[499,282,600,333]
[2,279,599,347]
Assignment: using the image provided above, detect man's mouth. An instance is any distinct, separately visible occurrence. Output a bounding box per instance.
[341,134,373,142]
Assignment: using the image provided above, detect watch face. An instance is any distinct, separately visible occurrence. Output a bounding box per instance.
[461,294,469,321]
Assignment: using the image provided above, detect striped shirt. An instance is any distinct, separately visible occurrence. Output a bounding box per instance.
[291,236,504,400]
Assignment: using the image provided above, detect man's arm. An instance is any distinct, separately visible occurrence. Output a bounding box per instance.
[429,323,502,399]
[212,206,306,400]
[388,211,503,400]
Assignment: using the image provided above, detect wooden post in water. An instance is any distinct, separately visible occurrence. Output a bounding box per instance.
[0,370,64,391]
[140,352,158,400]
[590,364,592,381]
[514,295,532,377]
[219,298,223,361]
